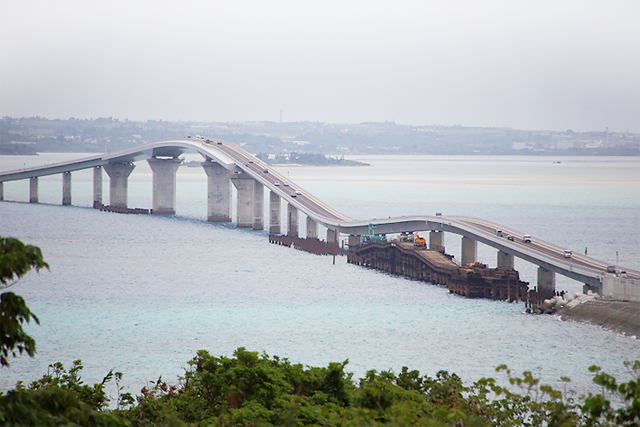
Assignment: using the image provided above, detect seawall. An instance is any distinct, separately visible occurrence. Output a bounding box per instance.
[558,299,640,338]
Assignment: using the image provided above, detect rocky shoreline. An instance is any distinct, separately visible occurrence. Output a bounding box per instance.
[537,292,640,338]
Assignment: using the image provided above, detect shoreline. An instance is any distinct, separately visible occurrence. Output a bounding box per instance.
[557,299,640,339]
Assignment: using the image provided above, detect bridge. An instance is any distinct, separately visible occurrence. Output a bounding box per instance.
[1,138,638,302]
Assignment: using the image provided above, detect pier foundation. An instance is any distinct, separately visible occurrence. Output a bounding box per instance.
[429,230,444,253]
[104,162,135,208]
[62,171,72,205]
[460,237,477,265]
[287,204,299,237]
[497,250,515,268]
[202,160,231,222]
[306,217,318,239]
[537,267,556,293]
[253,181,264,230]
[269,191,281,234]
[231,173,254,227]
[327,229,337,245]
[93,166,103,205]
[148,156,181,214]
[348,234,362,248]
[29,177,38,203]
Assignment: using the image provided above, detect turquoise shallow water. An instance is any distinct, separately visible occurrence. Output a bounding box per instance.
[1,153,639,399]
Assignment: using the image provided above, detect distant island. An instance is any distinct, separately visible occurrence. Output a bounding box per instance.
[256,152,368,166]
[1,116,638,156]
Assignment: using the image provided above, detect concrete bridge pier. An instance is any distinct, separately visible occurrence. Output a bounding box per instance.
[93,166,103,205]
[0,182,3,201]
[269,191,281,234]
[327,229,337,246]
[460,237,477,265]
[429,230,444,253]
[202,160,231,222]
[537,267,556,293]
[348,234,361,248]
[253,182,264,230]
[306,217,318,239]
[104,162,135,208]
[288,204,299,237]
[147,157,181,214]
[62,171,72,205]
[29,177,38,203]
[497,250,515,268]
[231,173,254,227]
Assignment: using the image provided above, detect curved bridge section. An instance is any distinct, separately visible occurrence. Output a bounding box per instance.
[1,139,638,301]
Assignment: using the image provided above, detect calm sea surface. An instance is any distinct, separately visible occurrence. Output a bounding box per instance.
[1,153,639,399]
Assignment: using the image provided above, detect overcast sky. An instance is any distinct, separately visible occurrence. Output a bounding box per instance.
[1,0,638,132]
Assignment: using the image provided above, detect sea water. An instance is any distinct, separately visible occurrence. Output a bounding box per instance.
[1,153,639,400]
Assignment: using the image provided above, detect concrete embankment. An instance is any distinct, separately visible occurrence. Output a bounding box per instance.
[557,298,640,339]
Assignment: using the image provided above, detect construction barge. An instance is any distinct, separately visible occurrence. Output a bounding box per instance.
[347,240,529,303]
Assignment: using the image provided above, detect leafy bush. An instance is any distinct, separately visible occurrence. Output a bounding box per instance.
[1,349,638,426]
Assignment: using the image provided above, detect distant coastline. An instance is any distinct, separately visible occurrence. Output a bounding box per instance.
[257,152,369,167]
[2,117,638,157]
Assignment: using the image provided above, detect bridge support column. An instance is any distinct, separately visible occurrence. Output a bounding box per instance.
[327,228,337,245]
[287,204,299,237]
[269,191,281,234]
[104,162,135,208]
[306,217,318,239]
[29,177,38,203]
[537,267,556,294]
[147,157,181,214]
[231,173,254,227]
[460,237,477,266]
[202,160,231,222]
[62,171,72,205]
[497,250,515,268]
[93,166,103,206]
[0,182,4,201]
[253,181,264,230]
[348,234,361,248]
[429,231,444,253]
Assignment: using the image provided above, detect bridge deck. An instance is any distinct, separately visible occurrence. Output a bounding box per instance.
[1,138,638,288]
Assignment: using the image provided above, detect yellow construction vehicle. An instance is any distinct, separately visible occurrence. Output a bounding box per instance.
[414,233,427,248]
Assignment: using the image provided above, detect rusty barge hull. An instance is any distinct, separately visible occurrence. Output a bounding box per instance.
[347,241,529,302]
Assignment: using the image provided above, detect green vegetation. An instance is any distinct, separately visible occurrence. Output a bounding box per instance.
[1,348,639,426]
[0,236,49,367]
[1,238,639,426]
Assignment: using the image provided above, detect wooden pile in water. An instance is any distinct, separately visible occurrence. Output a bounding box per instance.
[269,234,342,256]
[93,201,150,214]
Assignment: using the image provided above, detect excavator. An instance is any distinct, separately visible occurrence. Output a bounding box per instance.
[362,223,387,244]
[414,233,427,249]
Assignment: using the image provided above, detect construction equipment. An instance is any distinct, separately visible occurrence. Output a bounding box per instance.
[362,223,387,244]
[414,233,427,249]
[398,232,415,243]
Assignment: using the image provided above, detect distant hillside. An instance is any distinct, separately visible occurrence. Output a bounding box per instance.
[2,117,638,156]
